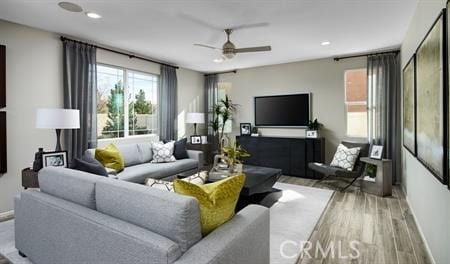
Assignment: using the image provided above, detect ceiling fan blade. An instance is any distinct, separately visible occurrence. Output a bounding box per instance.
[235,46,272,53]
[231,22,270,31]
[193,44,222,51]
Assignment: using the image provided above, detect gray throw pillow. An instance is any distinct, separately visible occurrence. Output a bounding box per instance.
[71,155,108,176]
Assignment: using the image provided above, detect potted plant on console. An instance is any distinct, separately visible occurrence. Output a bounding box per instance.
[306,118,322,138]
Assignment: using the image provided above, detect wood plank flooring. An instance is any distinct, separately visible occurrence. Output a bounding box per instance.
[278,176,433,264]
[0,176,433,264]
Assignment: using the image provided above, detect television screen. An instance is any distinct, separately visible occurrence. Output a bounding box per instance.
[254,94,310,127]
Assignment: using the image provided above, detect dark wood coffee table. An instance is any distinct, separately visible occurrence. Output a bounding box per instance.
[240,165,282,196]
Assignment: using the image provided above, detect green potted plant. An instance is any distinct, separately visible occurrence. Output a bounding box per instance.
[251,126,259,137]
[209,95,237,152]
[306,118,322,138]
[222,141,250,173]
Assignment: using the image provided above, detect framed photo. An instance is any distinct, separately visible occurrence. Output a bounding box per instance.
[240,123,251,136]
[416,11,446,183]
[370,145,384,160]
[190,135,202,145]
[403,55,416,156]
[42,151,68,168]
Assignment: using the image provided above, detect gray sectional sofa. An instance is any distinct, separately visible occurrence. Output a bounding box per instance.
[85,142,204,183]
[14,167,270,264]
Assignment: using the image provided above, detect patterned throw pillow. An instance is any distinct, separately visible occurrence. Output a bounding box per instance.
[330,144,361,171]
[151,141,176,163]
[145,172,208,191]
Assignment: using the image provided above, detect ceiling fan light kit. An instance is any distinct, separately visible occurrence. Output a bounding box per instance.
[195,28,271,60]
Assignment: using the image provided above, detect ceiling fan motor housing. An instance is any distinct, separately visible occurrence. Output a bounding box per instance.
[223,41,235,59]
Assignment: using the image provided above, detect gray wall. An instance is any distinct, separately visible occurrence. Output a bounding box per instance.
[0,19,203,213]
[401,1,450,263]
[218,57,367,162]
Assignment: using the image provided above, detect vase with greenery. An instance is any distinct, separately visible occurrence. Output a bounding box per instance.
[251,126,259,136]
[209,95,237,152]
[222,141,250,172]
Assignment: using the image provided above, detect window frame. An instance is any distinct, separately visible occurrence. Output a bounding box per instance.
[96,63,159,141]
[344,68,368,139]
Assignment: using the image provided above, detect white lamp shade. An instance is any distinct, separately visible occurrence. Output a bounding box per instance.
[185,112,205,124]
[36,108,80,129]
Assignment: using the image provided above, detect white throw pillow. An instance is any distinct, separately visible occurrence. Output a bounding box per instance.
[151,141,176,163]
[330,144,361,171]
[145,172,207,192]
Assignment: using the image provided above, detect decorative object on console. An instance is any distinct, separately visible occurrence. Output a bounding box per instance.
[240,123,251,136]
[201,135,208,144]
[306,118,321,138]
[415,11,446,183]
[95,143,125,172]
[251,126,260,137]
[32,147,44,171]
[330,144,361,171]
[42,151,68,168]
[190,135,202,145]
[186,112,205,135]
[151,141,176,163]
[173,174,246,236]
[36,108,80,151]
[369,145,384,160]
[402,55,416,155]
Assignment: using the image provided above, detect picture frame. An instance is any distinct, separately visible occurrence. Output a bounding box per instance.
[416,10,447,183]
[306,130,318,138]
[42,151,68,168]
[240,123,251,136]
[370,145,384,160]
[402,55,416,156]
[190,135,202,145]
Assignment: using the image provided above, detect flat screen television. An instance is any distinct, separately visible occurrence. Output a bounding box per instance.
[254,93,311,127]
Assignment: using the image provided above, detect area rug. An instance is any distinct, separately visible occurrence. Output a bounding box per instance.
[267,182,333,264]
[0,182,333,264]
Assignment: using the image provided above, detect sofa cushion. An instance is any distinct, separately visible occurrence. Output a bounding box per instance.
[118,159,198,183]
[173,174,245,236]
[137,142,153,163]
[71,155,108,177]
[95,144,125,172]
[115,143,141,167]
[173,138,189,159]
[151,141,176,163]
[38,167,102,209]
[95,179,202,253]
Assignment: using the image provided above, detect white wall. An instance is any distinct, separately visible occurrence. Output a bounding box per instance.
[401,1,450,263]
[0,20,204,213]
[218,57,367,162]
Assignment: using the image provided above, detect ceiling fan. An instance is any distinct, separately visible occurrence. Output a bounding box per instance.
[194,29,271,60]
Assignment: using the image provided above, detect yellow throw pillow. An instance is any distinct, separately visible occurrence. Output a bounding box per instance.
[173,174,245,236]
[95,144,125,172]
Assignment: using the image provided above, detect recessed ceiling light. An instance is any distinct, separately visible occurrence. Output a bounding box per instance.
[321,41,331,46]
[58,2,83,12]
[213,58,224,63]
[86,12,101,19]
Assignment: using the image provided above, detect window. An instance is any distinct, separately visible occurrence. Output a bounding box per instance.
[97,64,158,139]
[345,69,368,138]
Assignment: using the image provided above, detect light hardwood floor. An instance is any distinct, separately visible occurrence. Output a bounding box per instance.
[278,176,433,264]
[0,177,433,264]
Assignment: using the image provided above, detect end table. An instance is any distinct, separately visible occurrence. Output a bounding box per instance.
[360,157,392,196]
[22,168,39,189]
[187,143,212,165]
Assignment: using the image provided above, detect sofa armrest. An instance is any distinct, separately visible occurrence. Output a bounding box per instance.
[174,204,270,264]
[187,150,204,167]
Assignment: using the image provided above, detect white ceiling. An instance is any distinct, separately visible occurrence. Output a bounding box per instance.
[0,0,418,72]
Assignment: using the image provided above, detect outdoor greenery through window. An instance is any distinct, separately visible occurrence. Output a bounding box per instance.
[97,64,158,139]
[345,69,368,138]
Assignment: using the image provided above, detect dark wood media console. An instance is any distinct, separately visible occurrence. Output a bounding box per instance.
[236,136,325,179]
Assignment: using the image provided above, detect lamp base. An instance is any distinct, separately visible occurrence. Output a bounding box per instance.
[55,129,62,151]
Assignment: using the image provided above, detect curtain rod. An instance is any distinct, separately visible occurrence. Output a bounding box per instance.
[60,36,179,69]
[333,49,400,61]
[204,70,237,76]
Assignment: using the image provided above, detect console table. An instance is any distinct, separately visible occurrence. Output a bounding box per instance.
[236,136,325,178]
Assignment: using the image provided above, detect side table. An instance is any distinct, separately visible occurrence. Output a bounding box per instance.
[22,168,39,189]
[187,143,212,166]
[360,157,392,197]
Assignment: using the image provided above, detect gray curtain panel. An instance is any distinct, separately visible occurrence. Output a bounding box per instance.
[158,65,178,141]
[367,53,401,183]
[204,74,218,142]
[63,40,97,161]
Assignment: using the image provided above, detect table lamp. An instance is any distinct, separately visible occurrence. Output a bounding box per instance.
[185,112,205,135]
[36,108,80,151]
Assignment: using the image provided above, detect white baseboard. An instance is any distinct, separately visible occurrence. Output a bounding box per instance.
[405,197,436,264]
[0,210,14,221]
